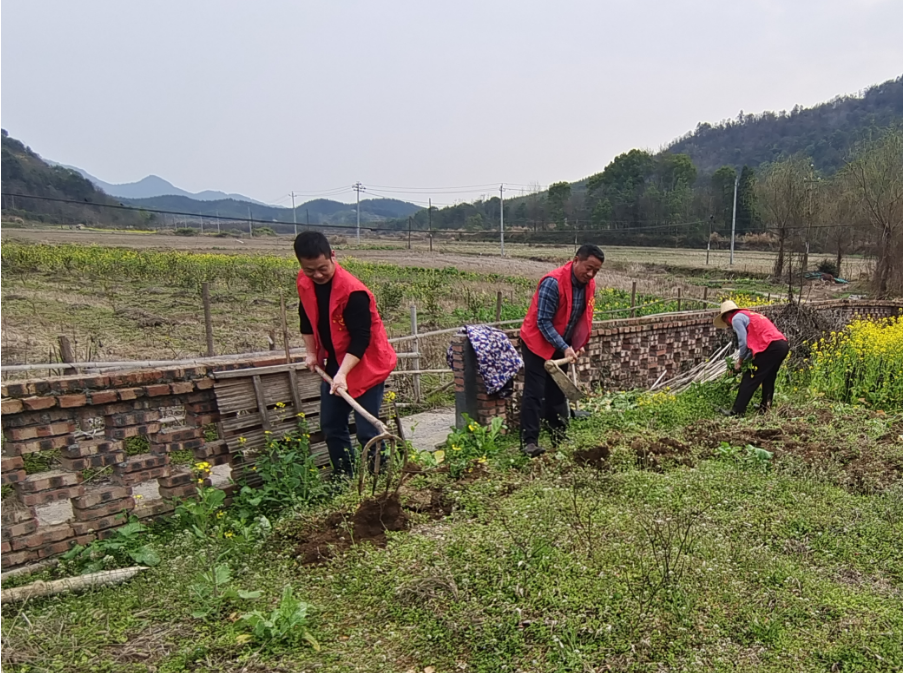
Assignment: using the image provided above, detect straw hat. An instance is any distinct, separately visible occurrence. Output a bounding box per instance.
[713,300,740,328]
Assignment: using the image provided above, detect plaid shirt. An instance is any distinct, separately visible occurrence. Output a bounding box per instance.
[536,273,586,353]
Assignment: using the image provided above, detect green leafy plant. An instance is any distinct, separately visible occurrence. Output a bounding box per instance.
[61,518,160,574]
[716,441,773,471]
[189,563,261,620]
[443,414,506,479]
[238,585,320,650]
[232,419,326,519]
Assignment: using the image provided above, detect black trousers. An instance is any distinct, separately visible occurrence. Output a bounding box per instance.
[732,339,790,415]
[520,343,569,446]
[320,380,384,478]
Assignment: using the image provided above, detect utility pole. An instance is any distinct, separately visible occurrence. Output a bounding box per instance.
[291,191,297,236]
[499,184,505,256]
[407,216,412,250]
[352,182,365,244]
[428,198,433,253]
[706,215,713,266]
[729,174,739,265]
[306,209,310,230]
[248,206,253,238]
[215,210,220,233]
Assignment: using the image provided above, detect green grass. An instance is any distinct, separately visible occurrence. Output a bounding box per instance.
[3,380,901,672]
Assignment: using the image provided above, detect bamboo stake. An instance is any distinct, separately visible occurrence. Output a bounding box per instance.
[1,567,148,604]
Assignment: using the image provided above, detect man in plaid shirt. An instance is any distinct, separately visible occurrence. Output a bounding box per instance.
[518,244,604,457]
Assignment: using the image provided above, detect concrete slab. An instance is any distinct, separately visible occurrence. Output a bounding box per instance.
[399,407,455,453]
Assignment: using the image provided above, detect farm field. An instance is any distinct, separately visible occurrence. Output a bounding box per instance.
[0,231,855,375]
[2,225,871,280]
[2,380,902,672]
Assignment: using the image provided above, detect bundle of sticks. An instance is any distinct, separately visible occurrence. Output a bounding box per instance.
[649,342,736,393]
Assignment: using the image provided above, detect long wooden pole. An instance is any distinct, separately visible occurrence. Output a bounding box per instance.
[202,283,215,356]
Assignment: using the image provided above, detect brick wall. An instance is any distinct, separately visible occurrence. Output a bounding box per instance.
[450,299,903,432]
[0,353,307,570]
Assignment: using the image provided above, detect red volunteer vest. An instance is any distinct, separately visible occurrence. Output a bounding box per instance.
[520,262,596,359]
[731,310,787,356]
[297,263,397,398]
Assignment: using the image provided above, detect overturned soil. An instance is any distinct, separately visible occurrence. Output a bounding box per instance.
[294,492,409,565]
[682,415,903,493]
[574,444,612,470]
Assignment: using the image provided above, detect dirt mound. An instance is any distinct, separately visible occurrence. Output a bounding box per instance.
[631,437,694,470]
[294,492,409,565]
[401,487,454,519]
[574,444,611,470]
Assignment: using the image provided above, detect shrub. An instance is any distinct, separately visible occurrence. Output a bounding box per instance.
[817,259,839,277]
[173,227,198,236]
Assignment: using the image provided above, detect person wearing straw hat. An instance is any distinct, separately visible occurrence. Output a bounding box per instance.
[714,300,789,416]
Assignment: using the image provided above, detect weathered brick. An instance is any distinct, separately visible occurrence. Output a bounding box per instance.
[61,439,123,459]
[71,485,132,509]
[5,434,76,455]
[169,381,194,395]
[1,398,24,414]
[158,471,194,488]
[2,505,35,527]
[12,523,74,550]
[35,536,94,559]
[111,465,170,486]
[2,408,73,428]
[58,452,125,472]
[71,513,131,535]
[2,519,38,540]
[89,390,118,405]
[159,482,200,500]
[106,423,161,440]
[58,394,88,408]
[105,410,162,427]
[17,485,84,507]
[132,499,176,519]
[115,453,169,473]
[2,469,27,485]
[193,441,229,459]
[194,377,215,390]
[1,456,24,472]
[145,384,171,397]
[73,497,136,521]
[20,396,57,411]
[16,469,82,493]
[2,550,38,567]
[154,427,201,443]
[117,387,146,401]
[4,421,76,441]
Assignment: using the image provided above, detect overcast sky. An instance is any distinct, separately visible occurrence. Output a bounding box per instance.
[2,0,901,208]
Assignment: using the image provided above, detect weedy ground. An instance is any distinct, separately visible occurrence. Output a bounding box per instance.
[3,378,902,673]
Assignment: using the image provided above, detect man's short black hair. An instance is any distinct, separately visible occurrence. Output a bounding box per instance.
[294,231,332,260]
[575,244,605,264]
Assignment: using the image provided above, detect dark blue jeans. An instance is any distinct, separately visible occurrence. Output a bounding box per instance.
[319,380,384,478]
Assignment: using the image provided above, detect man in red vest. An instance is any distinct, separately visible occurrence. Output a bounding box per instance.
[518,244,604,457]
[714,300,789,416]
[295,232,398,478]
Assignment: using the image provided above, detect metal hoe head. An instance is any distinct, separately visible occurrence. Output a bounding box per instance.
[544,357,585,402]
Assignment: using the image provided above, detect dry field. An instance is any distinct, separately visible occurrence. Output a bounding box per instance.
[1,227,857,375]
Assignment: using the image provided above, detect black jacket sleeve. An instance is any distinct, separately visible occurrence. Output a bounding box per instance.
[343,291,372,359]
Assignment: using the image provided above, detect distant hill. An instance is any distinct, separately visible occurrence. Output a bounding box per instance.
[665,74,903,175]
[63,167,267,205]
[123,194,421,226]
[1,130,145,227]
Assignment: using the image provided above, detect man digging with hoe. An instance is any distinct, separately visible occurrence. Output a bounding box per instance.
[518,244,604,457]
[295,232,397,480]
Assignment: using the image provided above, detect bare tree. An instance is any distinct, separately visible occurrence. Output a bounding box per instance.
[756,155,812,280]
[845,129,903,298]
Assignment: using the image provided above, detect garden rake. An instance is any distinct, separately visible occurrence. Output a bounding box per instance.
[314,367,407,496]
